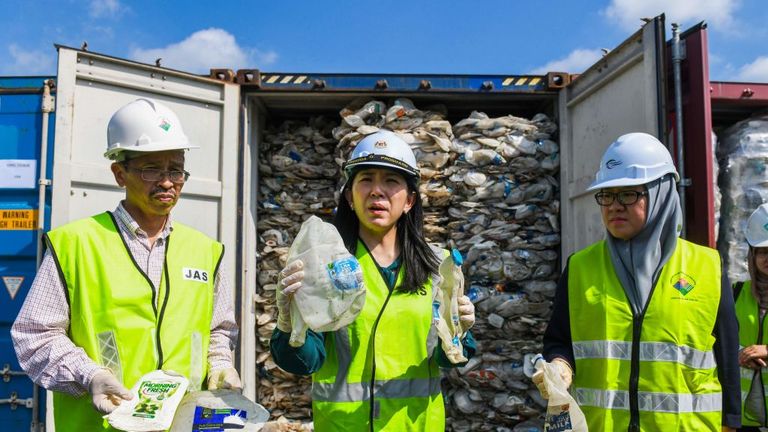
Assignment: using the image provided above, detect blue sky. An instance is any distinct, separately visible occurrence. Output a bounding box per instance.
[1,0,767,82]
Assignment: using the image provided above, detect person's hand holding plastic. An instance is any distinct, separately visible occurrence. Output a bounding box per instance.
[276,260,304,333]
[207,367,243,391]
[532,358,573,399]
[89,369,133,414]
[458,295,475,333]
[739,344,768,369]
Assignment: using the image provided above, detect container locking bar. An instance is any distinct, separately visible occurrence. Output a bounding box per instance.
[0,392,34,410]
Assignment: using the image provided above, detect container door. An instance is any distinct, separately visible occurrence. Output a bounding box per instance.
[51,47,244,417]
[559,15,667,259]
[0,77,55,432]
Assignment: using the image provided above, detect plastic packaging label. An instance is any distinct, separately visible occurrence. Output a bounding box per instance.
[107,370,189,432]
[192,407,247,431]
[326,257,363,292]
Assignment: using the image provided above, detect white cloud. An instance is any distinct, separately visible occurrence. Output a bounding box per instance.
[130,28,277,73]
[89,0,124,18]
[3,44,55,75]
[529,49,603,74]
[734,56,768,82]
[602,0,739,32]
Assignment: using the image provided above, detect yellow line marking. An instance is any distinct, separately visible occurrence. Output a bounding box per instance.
[266,75,280,84]
[295,76,307,84]
[502,78,514,86]
[280,75,294,84]
[529,77,542,85]
[515,78,528,85]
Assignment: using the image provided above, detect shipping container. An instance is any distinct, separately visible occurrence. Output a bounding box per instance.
[2,12,768,432]
[0,77,55,431]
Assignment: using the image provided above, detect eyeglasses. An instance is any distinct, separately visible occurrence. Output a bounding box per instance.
[128,167,190,183]
[594,190,647,206]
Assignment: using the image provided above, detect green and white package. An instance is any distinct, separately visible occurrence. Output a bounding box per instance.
[107,370,189,431]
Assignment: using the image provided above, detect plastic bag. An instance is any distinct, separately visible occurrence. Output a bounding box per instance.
[107,370,189,432]
[533,355,588,432]
[433,249,468,364]
[169,389,270,432]
[287,215,366,347]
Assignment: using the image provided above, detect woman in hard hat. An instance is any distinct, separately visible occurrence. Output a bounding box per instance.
[734,203,768,431]
[536,132,741,431]
[270,130,477,431]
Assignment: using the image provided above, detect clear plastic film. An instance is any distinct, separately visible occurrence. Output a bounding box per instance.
[286,215,366,347]
[532,355,588,432]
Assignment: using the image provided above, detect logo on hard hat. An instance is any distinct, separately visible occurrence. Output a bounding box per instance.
[606,159,622,169]
[670,272,696,296]
[374,140,387,149]
[158,118,171,132]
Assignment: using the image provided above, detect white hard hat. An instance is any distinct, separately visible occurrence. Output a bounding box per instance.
[105,98,198,161]
[746,203,768,247]
[342,130,420,181]
[587,132,679,191]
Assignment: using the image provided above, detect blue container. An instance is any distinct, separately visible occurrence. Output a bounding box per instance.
[0,77,54,430]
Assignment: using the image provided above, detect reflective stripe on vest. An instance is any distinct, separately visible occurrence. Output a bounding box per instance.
[573,340,716,369]
[734,280,768,426]
[47,212,222,432]
[313,319,441,403]
[311,242,445,431]
[575,388,722,413]
[569,239,722,431]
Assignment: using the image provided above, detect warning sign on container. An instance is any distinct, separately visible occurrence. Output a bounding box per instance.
[0,209,38,230]
[2,276,23,300]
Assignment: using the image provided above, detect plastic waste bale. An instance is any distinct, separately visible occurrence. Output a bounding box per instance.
[286,215,366,347]
[533,355,588,432]
[170,389,270,432]
[107,370,189,432]
[717,113,768,283]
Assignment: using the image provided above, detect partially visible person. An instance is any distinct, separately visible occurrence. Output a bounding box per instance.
[735,203,768,431]
[537,132,740,431]
[11,98,241,431]
[270,130,476,431]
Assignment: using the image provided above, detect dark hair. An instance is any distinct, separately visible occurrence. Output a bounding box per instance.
[334,172,440,294]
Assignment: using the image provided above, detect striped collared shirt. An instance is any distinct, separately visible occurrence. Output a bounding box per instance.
[11,203,238,396]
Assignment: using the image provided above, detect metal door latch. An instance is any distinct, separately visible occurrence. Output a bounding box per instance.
[1,364,27,382]
[0,392,34,410]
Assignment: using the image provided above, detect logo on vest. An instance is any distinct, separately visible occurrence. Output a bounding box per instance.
[671,272,696,296]
[182,267,209,283]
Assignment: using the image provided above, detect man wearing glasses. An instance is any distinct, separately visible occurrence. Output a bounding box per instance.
[534,133,740,431]
[11,98,241,431]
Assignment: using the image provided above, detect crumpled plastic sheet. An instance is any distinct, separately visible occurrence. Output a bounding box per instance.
[717,114,768,284]
[255,103,560,430]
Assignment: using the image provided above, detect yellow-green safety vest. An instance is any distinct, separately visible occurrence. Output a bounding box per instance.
[46,212,223,431]
[734,280,768,426]
[569,238,722,431]
[311,242,446,431]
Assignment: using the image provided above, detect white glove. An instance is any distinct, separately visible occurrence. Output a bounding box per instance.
[207,367,243,391]
[532,358,573,400]
[276,260,304,333]
[458,295,475,333]
[89,369,133,414]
